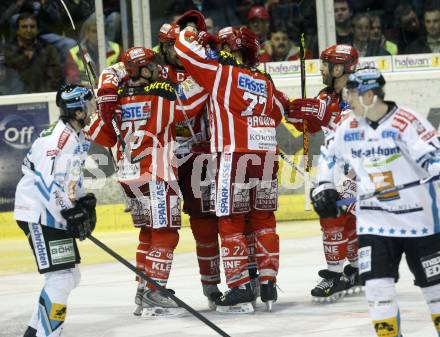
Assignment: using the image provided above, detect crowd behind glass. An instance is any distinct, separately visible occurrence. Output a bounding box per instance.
[0,0,439,95]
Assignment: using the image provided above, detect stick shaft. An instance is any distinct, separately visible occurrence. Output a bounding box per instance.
[88,235,231,337]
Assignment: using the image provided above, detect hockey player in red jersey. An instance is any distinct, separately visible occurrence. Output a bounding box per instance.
[158,22,223,308]
[175,11,285,313]
[88,46,208,317]
[286,44,361,302]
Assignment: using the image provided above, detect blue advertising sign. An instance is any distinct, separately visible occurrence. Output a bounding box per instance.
[0,102,50,211]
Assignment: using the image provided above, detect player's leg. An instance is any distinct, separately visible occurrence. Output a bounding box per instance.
[359,234,403,337]
[120,181,153,316]
[249,210,279,311]
[216,214,255,313]
[343,213,362,295]
[17,221,81,337]
[141,181,183,317]
[311,215,349,302]
[182,153,222,309]
[245,218,260,302]
[405,234,440,336]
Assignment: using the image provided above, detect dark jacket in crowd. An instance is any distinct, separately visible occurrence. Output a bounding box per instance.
[4,37,63,93]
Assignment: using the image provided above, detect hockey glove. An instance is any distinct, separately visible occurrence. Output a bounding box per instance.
[310,182,340,218]
[197,31,218,47]
[77,193,97,235]
[97,88,119,127]
[286,98,331,133]
[175,10,206,32]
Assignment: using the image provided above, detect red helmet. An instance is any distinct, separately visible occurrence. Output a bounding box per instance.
[158,23,180,43]
[217,26,260,67]
[121,47,157,78]
[247,6,270,21]
[320,44,359,74]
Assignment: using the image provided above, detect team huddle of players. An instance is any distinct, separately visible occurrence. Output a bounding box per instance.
[15,8,440,337]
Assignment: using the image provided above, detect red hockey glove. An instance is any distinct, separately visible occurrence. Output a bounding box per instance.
[97,88,118,127]
[197,31,217,46]
[286,98,331,133]
[175,10,206,32]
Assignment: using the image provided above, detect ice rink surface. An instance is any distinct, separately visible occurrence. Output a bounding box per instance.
[0,235,435,337]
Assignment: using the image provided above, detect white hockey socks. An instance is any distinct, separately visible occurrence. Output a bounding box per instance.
[365,278,401,337]
[422,283,440,336]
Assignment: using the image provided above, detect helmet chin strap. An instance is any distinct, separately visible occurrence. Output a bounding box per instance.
[359,94,378,119]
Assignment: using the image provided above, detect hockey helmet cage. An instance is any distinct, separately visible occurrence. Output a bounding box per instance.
[320,44,359,74]
[122,47,157,78]
[158,23,180,43]
[217,26,260,67]
[56,84,93,119]
[346,67,386,95]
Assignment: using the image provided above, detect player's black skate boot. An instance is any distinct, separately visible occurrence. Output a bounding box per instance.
[311,269,347,303]
[260,280,277,312]
[343,265,363,295]
[23,326,37,337]
[249,268,260,307]
[215,283,255,314]
[133,283,145,316]
[202,284,223,310]
[141,288,184,317]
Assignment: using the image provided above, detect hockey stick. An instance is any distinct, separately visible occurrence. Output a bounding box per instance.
[87,235,231,337]
[58,0,127,150]
[58,0,131,211]
[336,174,440,207]
[298,26,312,210]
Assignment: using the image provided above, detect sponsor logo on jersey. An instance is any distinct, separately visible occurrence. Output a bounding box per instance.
[351,146,400,158]
[50,303,67,321]
[247,116,276,127]
[57,129,71,150]
[421,252,440,282]
[391,116,408,132]
[46,149,59,157]
[422,130,436,141]
[122,102,151,120]
[349,119,358,128]
[216,153,232,216]
[396,109,426,134]
[381,129,399,140]
[343,130,364,142]
[30,223,49,269]
[49,238,75,265]
[237,73,267,97]
[151,181,168,227]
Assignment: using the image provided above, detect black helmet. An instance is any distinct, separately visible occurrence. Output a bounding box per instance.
[56,84,93,120]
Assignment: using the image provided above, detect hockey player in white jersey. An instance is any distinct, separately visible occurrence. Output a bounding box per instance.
[14,84,97,337]
[312,67,440,337]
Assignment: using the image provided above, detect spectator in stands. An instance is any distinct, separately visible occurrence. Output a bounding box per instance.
[205,17,217,34]
[65,14,121,87]
[104,0,121,43]
[0,0,76,61]
[259,20,312,63]
[334,0,353,44]
[247,5,270,44]
[370,14,399,55]
[351,13,390,57]
[386,4,423,54]
[406,5,440,54]
[0,50,24,95]
[3,12,63,93]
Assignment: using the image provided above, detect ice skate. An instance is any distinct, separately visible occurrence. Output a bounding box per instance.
[260,280,277,312]
[215,283,255,314]
[141,289,184,317]
[343,265,363,295]
[311,269,347,303]
[202,284,222,310]
[250,276,260,307]
[133,284,145,316]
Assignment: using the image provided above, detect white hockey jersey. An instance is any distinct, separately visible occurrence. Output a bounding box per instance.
[320,102,440,237]
[14,120,90,230]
